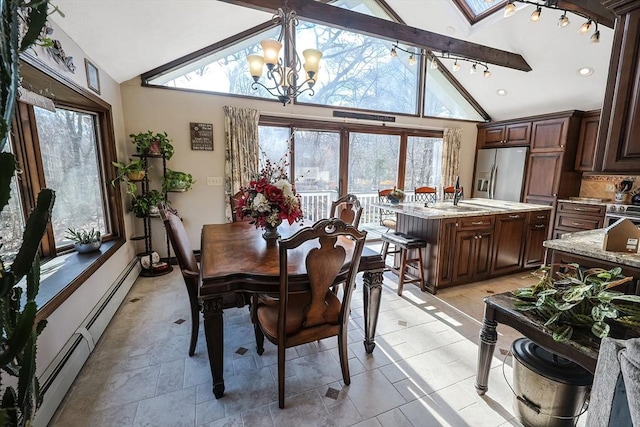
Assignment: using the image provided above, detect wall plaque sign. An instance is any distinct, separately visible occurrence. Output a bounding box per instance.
[190,122,214,151]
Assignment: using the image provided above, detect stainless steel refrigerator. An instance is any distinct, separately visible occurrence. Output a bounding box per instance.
[474,147,528,202]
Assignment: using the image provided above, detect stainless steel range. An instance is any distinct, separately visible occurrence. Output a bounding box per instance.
[605,203,640,227]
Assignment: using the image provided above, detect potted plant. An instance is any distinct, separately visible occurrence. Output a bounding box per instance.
[388,187,405,204]
[512,264,640,342]
[163,169,195,192]
[111,159,146,195]
[65,227,102,253]
[131,190,164,218]
[130,130,174,159]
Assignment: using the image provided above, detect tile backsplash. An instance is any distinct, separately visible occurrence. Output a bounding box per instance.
[579,174,639,201]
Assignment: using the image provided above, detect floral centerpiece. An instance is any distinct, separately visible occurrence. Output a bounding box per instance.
[237,157,304,240]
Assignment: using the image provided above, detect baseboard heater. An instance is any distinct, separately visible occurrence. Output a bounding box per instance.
[35,257,140,427]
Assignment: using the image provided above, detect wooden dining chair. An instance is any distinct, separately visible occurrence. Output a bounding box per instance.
[230,190,248,222]
[329,193,363,228]
[443,186,463,201]
[378,189,397,230]
[414,186,437,205]
[158,203,200,356]
[253,218,367,409]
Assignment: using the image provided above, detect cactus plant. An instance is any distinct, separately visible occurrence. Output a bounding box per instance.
[1,1,56,425]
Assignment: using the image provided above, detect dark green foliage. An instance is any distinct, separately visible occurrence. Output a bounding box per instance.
[1,1,54,425]
[513,264,640,342]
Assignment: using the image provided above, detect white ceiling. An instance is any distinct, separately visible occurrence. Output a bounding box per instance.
[50,0,614,121]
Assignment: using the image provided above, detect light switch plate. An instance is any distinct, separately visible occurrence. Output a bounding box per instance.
[207,176,223,186]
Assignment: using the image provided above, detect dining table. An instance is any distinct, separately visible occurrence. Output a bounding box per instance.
[199,221,386,398]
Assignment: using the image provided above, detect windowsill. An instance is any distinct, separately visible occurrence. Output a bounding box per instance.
[35,239,125,320]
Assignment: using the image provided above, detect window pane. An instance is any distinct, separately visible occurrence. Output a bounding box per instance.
[297,23,419,114]
[293,130,340,222]
[424,58,484,120]
[34,107,107,248]
[405,136,443,192]
[462,0,504,16]
[258,126,290,172]
[0,139,26,265]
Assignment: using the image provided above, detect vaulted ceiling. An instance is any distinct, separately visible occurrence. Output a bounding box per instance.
[50,0,614,121]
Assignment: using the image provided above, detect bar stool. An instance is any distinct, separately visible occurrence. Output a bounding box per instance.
[380,231,427,296]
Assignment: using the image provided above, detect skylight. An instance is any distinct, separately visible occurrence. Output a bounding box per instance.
[453,0,506,23]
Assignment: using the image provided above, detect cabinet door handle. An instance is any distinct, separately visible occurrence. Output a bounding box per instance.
[471,221,485,225]
[573,207,585,211]
[553,193,557,197]
[571,222,584,226]
[509,214,520,219]
[474,235,479,239]
[536,215,546,219]
[534,224,545,229]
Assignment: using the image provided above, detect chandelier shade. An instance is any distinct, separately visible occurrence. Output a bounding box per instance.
[246,5,322,106]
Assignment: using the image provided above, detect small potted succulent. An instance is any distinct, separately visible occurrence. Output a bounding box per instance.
[65,227,102,253]
[111,159,146,195]
[130,131,174,159]
[131,190,164,218]
[163,169,195,193]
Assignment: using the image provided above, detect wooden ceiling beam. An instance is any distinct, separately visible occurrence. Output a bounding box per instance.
[556,0,615,28]
[220,0,532,72]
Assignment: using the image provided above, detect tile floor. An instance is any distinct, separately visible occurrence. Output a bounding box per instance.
[50,254,574,427]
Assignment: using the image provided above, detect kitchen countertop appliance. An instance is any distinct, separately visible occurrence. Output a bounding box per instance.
[473,147,528,202]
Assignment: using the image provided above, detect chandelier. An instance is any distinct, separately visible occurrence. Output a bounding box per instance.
[246,5,323,106]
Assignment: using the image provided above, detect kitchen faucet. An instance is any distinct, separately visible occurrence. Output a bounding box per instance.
[453,176,463,206]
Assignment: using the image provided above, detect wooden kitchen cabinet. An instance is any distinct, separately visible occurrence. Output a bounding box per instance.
[530,116,572,152]
[553,201,605,239]
[595,3,640,172]
[523,210,551,268]
[575,111,600,172]
[491,212,527,276]
[437,218,458,288]
[477,121,531,148]
[451,216,494,285]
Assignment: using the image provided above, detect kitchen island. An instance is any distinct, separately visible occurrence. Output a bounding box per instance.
[378,198,552,293]
[543,229,640,294]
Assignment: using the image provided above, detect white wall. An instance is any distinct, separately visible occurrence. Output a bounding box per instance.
[120,80,479,248]
[22,22,141,423]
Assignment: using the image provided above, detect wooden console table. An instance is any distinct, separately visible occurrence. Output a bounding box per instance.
[475,292,600,395]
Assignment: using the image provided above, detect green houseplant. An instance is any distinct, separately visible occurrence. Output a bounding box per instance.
[1,1,58,425]
[129,131,174,160]
[131,190,163,218]
[513,264,640,343]
[111,159,145,195]
[163,169,194,193]
[65,227,102,253]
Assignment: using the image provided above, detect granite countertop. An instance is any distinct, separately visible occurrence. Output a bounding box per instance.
[543,229,640,269]
[557,197,610,206]
[373,198,552,220]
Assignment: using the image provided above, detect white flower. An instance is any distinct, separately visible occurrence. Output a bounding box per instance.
[274,179,294,198]
[251,193,271,212]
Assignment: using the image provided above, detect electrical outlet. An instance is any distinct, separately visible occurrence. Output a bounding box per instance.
[605,184,615,192]
[207,176,223,186]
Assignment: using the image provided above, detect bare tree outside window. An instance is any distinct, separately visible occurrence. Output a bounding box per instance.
[0,139,26,264]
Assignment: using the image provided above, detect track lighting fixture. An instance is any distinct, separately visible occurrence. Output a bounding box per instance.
[529,6,541,22]
[504,1,600,44]
[504,1,516,17]
[389,43,491,77]
[558,12,569,27]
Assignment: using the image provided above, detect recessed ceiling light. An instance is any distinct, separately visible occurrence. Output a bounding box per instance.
[577,67,594,77]
[497,89,508,96]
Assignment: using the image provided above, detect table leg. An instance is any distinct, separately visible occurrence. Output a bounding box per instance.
[362,270,384,353]
[475,304,497,395]
[203,297,225,398]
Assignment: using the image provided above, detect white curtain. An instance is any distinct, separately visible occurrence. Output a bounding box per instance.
[223,106,260,223]
[440,128,463,192]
